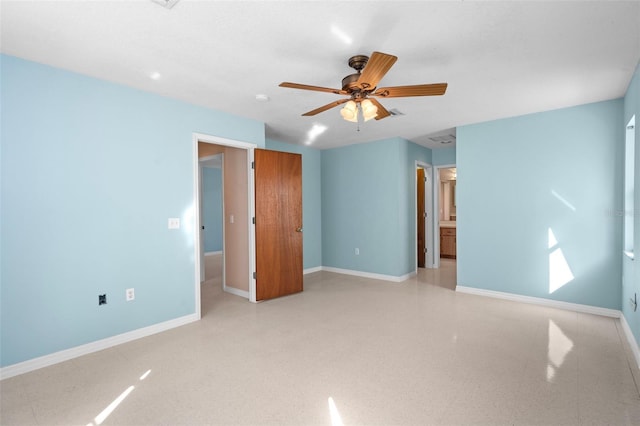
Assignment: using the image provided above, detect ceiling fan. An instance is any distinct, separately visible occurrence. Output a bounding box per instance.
[279,51,447,122]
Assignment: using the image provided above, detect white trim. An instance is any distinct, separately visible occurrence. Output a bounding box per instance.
[223,286,250,299]
[248,149,257,303]
[456,286,640,371]
[198,163,206,282]
[304,266,323,274]
[192,135,202,319]
[221,153,227,293]
[456,286,621,318]
[193,133,258,311]
[619,313,640,369]
[0,314,198,380]
[322,266,416,282]
[193,133,257,150]
[205,251,223,256]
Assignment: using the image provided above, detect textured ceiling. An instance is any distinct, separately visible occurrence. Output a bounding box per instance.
[1,0,639,149]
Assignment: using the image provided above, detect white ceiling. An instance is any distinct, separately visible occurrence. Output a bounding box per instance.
[1,0,639,150]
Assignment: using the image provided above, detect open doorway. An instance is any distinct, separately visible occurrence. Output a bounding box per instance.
[193,133,257,318]
[416,162,435,269]
[435,165,457,268]
[199,153,224,314]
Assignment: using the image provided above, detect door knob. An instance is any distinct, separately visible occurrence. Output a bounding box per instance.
[296,227,303,232]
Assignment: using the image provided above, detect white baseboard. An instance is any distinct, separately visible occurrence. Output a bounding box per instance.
[205,251,222,256]
[304,266,323,274]
[455,286,621,318]
[0,313,198,381]
[619,314,640,370]
[456,286,640,370]
[223,285,249,299]
[322,266,416,283]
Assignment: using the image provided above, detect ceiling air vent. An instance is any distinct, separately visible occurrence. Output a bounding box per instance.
[388,108,405,117]
[428,134,456,145]
[151,0,180,9]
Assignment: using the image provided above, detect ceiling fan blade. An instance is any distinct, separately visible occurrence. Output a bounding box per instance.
[357,52,398,90]
[368,98,391,120]
[302,99,350,116]
[280,82,347,95]
[372,83,448,98]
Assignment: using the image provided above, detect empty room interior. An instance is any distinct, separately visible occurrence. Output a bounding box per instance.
[2,1,640,425]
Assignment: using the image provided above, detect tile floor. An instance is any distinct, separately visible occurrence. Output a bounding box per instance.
[1,256,639,425]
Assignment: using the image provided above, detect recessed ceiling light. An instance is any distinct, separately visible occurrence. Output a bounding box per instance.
[255,94,270,102]
[151,0,180,9]
[150,72,162,81]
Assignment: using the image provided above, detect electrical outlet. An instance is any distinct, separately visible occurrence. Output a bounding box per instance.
[168,218,180,229]
[99,294,107,305]
[126,288,135,301]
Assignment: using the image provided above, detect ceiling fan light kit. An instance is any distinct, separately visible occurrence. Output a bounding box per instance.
[360,99,378,122]
[340,100,358,122]
[339,99,378,123]
[280,51,447,124]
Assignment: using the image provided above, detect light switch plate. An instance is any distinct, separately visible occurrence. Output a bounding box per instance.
[126,288,135,301]
[168,218,180,229]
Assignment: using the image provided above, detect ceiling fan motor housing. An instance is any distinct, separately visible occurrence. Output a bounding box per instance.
[342,73,362,92]
[342,54,370,92]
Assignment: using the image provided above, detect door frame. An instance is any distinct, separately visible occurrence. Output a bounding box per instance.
[415,161,435,269]
[193,132,258,319]
[433,163,456,268]
[199,153,224,288]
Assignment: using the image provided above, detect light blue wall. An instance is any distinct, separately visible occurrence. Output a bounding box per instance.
[433,146,456,165]
[202,167,223,253]
[0,55,264,367]
[321,138,431,277]
[622,61,640,344]
[457,99,623,310]
[265,139,322,270]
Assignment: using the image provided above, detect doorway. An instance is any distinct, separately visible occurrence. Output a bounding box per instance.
[193,134,305,313]
[434,165,457,267]
[199,153,224,312]
[416,162,435,269]
[193,133,257,317]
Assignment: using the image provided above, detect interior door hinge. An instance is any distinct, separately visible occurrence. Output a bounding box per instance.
[251,161,255,169]
[253,272,256,279]
[252,217,255,224]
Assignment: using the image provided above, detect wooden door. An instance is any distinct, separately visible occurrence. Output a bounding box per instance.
[417,168,426,267]
[254,149,303,301]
